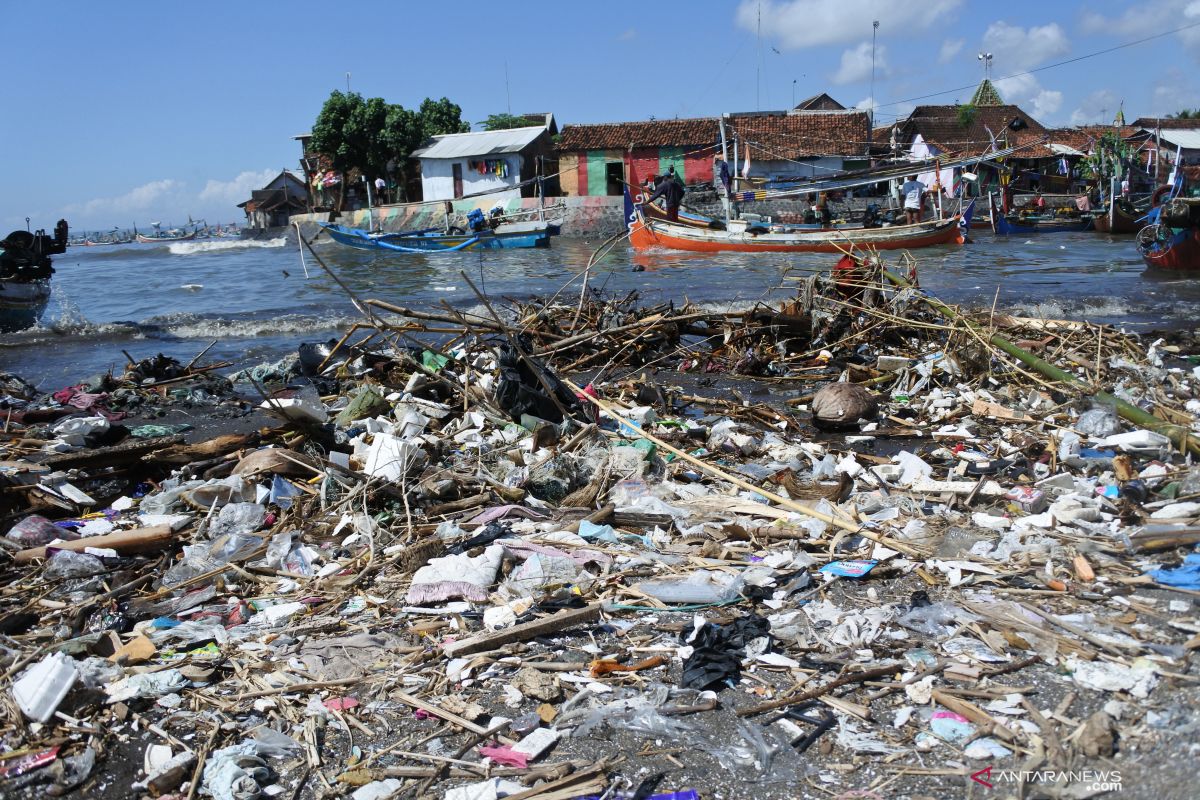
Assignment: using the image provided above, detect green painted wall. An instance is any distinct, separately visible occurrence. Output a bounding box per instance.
[586,152,610,197]
[659,147,685,181]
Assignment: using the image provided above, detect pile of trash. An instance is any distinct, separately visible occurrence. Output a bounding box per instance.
[2,254,1200,799]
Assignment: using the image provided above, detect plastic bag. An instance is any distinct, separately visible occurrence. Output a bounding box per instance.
[210,503,266,537]
[637,571,744,605]
[5,515,69,547]
[1076,406,1119,437]
[161,533,264,588]
[44,550,107,579]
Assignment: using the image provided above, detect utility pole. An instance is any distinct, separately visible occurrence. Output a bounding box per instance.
[719,114,731,228]
[870,20,879,139]
[792,79,797,108]
[756,2,761,111]
[504,61,512,114]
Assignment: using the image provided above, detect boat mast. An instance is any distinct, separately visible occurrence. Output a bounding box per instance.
[719,114,731,228]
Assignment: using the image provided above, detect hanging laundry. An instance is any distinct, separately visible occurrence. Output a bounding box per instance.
[468,159,510,178]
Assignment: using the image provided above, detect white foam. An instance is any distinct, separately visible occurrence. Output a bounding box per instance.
[168,237,287,255]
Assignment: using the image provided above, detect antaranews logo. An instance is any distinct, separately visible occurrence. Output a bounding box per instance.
[971,766,1122,793]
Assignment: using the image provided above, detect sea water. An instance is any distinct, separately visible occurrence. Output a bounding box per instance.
[2,232,1197,389]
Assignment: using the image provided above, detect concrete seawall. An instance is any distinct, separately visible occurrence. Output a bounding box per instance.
[290,196,628,238]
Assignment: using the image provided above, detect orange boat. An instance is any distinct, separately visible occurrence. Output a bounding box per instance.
[628,209,965,253]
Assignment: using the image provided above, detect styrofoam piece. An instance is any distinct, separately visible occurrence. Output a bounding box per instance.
[363,433,420,481]
[12,651,79,722]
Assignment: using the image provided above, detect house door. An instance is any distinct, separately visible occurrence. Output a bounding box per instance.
[605,162,624,196]
[452,163,463,199]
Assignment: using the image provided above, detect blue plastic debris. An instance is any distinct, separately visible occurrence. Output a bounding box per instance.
[820,559,879,579]
[1146,551,1200,589]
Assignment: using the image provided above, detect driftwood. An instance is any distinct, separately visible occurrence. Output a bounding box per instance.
[14,525,177,563]
[42,435,185,470]
[442,603,602,659]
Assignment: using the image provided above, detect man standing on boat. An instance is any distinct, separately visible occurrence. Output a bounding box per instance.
[646,166,685,222]
[901,175,926,224]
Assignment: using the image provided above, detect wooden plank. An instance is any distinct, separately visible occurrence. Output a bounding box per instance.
[442,603,602,659]
[41,435,185,470]
[14,525,177,563]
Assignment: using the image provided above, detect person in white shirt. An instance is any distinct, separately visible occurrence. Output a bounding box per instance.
[900,175,926,224]
[374,176,387,203]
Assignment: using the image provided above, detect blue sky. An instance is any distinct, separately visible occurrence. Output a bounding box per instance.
[3,0,1197,231]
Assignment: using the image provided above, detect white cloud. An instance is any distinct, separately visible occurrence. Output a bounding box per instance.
[1151,71,1200,117]
[198,169,279,207]
[831,42,888,85]
[1070,89,1121,126]
[939,38,964,63]
[60,168,282,229]
[63,179,186,221]
[617,28,637,41]
[975,22,1068,123]
[1082,1,1200,58]
[981,21,1069,72]
[994,72,1063,120]
[737,0,962,49]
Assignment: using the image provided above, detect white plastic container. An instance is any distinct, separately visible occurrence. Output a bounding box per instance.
[12,651,79,722]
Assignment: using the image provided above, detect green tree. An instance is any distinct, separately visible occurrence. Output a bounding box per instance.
[955,103,977,128]
[310,90,366,210]
[309,92,471,206]
[481,113,531,131]
[419,97,470,138]
[1169,109,1200,119]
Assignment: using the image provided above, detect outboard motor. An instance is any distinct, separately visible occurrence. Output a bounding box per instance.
[52,219,69,254]
[465,208,486,232]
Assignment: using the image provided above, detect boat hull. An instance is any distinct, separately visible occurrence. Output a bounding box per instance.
[136,232,197,243]
[1139,226,1200,271]
[628,214,964,253]
[993,214,1091,234]
[0,279,51,332]
[1093,202,1144,234]
[321,223,549,252]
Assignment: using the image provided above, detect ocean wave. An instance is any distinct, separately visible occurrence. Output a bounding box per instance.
[137,311,359,339]
[1009,297,1137,320]
[168,237,288,255]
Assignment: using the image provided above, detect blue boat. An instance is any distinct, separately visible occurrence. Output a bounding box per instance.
[320,219,550,253]
[1,221,68,333]
[988,193,1092,234]
[992,213,1092,235]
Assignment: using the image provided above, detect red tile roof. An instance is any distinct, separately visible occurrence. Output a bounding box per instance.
[726,111,870,158]
[555,111,870,158]
[1131,117,1200,130]
[898,104,1051,157]
[556,117,717,151]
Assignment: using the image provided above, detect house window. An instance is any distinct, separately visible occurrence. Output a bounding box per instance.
[605,162,624,196]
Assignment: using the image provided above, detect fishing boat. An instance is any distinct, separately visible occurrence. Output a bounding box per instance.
[988,193,1092,234]
[1093,199,1146,234]
[1136,198,1200,271]
[628,204,963,253]
[0,220,68,332]
[135,230,197,243]
[320,220,549,252]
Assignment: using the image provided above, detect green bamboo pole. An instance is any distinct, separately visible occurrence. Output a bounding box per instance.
[882,268,1199,456]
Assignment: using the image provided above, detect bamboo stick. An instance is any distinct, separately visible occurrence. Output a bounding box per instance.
[881,268,1200,455]
[565,379,923,555]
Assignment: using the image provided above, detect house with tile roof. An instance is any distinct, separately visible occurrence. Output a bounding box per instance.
[411,125,554,202]
[888,97,1102,195]
[554,109,870,197]
[237,170,308,229]
[1126,118,1200,183]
